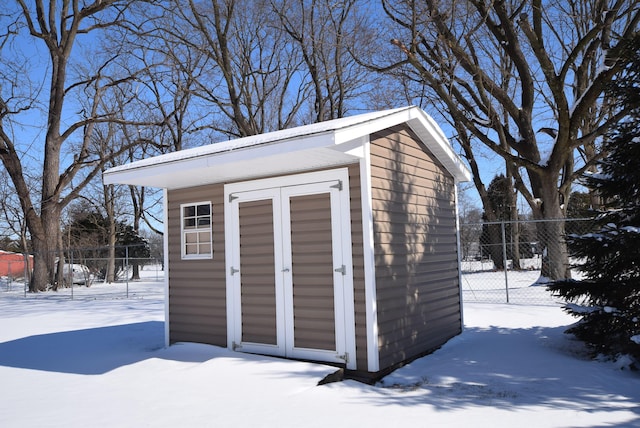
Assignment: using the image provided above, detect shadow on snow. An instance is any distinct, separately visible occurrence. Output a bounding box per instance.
[0,321,333,381]
[0,321,170,375]
[363,324,640,424]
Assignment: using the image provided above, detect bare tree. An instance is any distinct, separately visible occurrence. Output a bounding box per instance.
[163,0,307,137]
[377,0,639,279]
[271,0,374,121]
[0,1,155,291]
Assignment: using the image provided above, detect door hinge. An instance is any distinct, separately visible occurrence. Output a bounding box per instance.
[337,352,349,363]
[229,194,239,202]
[230,266,239,275]
[329,180,343,191]
[232,341,242,351]
[334,265,346,275]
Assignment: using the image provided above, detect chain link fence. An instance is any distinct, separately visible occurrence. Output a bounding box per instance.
[459,217,596,305]
[4,219,596,304]
[1,244,164,300]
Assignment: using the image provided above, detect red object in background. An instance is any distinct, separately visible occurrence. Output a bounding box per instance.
[0,251,33,277]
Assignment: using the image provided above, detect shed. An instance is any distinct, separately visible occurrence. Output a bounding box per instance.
[103,106,471,380]
[0,251,33,278]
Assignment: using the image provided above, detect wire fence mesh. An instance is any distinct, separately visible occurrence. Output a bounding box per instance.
[460,217,597,305]
[1,244,164,300]
[3,218,597,304]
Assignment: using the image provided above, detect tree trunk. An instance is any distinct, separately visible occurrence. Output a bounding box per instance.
[531,173,571,281]
[484,222,505,270]
[507,171,521,270]
[510,219,522,270]
[29,207,61,292]
[107,233,116,283]
[29,245,51,292]
[104,184,116,283]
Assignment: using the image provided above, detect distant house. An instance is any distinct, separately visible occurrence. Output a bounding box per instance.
[103,106,471,380]
[0,251,33,278]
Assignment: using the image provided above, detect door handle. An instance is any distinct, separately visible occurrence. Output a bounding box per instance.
[282,268,290,272]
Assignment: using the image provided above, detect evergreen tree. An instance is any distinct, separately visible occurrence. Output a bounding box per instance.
[480,174,510,269]
[480,175,531,268]
[64,210,150,280]
[548,36,640,366]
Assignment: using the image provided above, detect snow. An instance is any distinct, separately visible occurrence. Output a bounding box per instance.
[565,302,598,314]
[2,269,640,428]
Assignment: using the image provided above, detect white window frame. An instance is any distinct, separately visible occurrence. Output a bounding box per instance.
[180,201,213,260]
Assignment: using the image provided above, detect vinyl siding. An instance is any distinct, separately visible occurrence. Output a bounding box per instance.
[370,124,462,370]
[166,164,368,370]
[167,184,226,346]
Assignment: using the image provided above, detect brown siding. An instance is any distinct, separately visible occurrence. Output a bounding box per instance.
[167,184,226,346]
[167,164,368,370]
[370,124,461,370]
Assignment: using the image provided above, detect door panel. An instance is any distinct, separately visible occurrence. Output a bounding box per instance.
[225,169,356,369]
[288,193,336,351]
[238,199,278,345]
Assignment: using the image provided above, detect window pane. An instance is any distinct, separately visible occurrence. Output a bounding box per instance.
[185,232,198,243]
[185,243,198,255]
[197,216,210,226]
[184,218,196,228]
[199,243,212,254]
[197,204,210,216]
[184,206,195,217]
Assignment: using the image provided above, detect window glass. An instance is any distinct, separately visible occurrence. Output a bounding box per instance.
[181,202,213,259]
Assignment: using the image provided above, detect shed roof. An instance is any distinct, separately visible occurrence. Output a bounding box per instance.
[103,106,470,189]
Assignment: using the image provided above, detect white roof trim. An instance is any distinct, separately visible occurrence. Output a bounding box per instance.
[103,106,470,189]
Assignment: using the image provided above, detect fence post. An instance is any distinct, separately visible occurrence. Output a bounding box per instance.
[125,245,129,299]
[501,221,510,303]
[70,252,74,300]
[7,261,11,291]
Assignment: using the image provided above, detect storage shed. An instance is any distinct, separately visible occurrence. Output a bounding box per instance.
[103,106,471,380]
[0,251,33,278]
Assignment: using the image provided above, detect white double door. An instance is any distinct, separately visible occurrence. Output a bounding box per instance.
[224,169,356,368]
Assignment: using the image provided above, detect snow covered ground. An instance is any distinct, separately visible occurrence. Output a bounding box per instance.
[1,269,639,427]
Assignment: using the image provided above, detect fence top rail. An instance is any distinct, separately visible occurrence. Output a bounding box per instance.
[462,217,596,227]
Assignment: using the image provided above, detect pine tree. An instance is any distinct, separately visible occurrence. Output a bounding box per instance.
[548,36,640,366]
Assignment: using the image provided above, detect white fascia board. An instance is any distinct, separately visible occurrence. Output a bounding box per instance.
[333,108,414,146]
[333,106,470,182]
[103,156,206,187]
[104,132,337,188]
[163,189,170,347]
[406,112,471,182]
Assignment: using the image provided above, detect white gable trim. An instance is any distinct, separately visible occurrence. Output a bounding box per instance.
[103,107,470,189]
[163,189,170,348]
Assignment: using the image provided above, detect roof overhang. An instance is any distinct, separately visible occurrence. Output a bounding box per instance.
[103,106,471,189]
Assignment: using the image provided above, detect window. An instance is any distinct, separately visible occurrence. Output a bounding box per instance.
[181,202,213,259]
